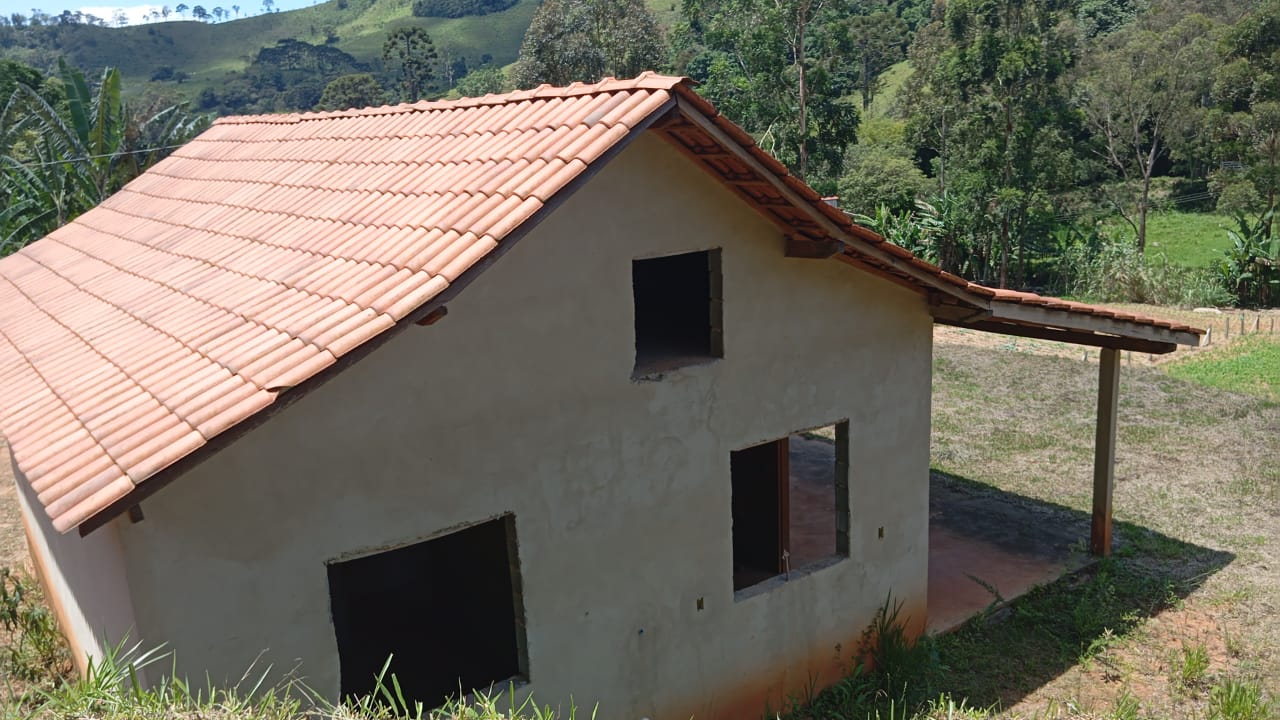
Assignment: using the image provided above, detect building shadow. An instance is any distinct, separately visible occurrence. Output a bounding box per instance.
[922,470,1235,711]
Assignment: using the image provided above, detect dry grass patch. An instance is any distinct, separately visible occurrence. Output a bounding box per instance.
[929,324,1280,718]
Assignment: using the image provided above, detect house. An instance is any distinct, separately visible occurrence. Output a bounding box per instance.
[1,74,1202,719]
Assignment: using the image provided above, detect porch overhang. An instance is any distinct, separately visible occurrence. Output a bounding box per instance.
[929,298,1202,558]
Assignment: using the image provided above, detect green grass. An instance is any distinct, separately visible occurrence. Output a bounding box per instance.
[1104,211,1236,268]
[867,60,913,120]
[1166,335,1280,401]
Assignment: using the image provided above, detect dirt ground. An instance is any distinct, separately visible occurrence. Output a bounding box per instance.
[933,305,1280,718]
[0,441,29,573]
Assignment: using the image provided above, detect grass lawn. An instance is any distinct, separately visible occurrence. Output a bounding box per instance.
[1167,335,1280,401]
[1106,211,1235,268]
[867,60,913,120]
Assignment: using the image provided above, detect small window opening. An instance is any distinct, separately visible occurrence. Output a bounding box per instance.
[632,249,723,376]
[328,515,528,709]
[731,422,849,593]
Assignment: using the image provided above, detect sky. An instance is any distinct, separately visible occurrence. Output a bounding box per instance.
[0,0,315,26]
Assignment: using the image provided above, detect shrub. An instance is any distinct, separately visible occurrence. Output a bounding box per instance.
[0,566,72,685]
[1063,241,1233,307]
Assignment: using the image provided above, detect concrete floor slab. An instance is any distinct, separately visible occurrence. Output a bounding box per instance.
[927,472,1094,634]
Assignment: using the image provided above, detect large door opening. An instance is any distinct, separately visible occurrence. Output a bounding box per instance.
[328,515,528,709]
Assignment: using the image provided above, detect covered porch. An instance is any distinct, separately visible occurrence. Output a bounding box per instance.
[924,297,1203,632]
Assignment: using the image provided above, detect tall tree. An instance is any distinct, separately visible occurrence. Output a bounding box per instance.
[844,10,907,112]
[905,0,1078,287]
[511,0,664,89]
[1211,1,1280,240]
[317,73,388,110]
[676,0,859,184]
[1077,15,1216,253]
[382,27,439,102]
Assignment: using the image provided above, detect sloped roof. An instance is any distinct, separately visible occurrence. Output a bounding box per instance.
[0,73,1201,534]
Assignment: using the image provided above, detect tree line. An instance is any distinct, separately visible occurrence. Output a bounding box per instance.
[3,0,1278,305]
[491,0,1278,305]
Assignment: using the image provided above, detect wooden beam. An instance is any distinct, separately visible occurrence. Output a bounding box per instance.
[929,304,993,324]
[935,318,1180,354]
[673,96,985,310]
[785,236,840,259]
[1092,347,1121,557]
[990,301,1202,348]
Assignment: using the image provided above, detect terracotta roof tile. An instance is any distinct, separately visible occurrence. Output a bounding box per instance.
[0,73,1200,533]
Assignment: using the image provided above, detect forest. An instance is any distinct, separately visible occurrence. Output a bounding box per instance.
[2,0,1279,307]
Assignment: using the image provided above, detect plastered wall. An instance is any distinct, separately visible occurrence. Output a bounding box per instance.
[111,132,934,719]
[12,461,138,673]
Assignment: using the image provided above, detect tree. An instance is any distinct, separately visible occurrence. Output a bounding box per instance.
[192,5,208,20]
[1211,1,1280,240]
[1077,15,1216,253]
[317,73,387,110]
[677,0,858,184]
[175,3,188,16]
[455,65,511,96]
[0,60,43,108]
[512,0,664,88]
[381,27,439,101]
[904,0,1078,287]
[161,5,171,18]
[232,3,240,14]
[262,0,274,12]
[844,10,907,112]
[112,9,128,25]
[213,6,224,20]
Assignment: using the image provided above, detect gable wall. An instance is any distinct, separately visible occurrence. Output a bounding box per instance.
[112,132,933,719]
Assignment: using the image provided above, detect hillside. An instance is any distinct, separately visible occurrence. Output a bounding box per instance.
[0,0,538,99]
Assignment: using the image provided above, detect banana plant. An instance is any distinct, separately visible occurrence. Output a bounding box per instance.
[0,59,210,255]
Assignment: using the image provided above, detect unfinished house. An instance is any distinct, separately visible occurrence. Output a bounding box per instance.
[0,74,1202,719]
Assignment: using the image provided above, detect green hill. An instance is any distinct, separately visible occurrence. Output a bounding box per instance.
[0,0,537,102]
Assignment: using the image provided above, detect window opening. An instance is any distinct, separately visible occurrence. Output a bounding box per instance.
[731,422,849,592]
[632,249,723,376]
[328,515,528,709]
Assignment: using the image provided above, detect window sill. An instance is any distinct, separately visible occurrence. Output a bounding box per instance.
[632,355,720,381]
[732,555,847,602]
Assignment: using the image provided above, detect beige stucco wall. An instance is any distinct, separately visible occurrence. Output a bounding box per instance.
[12,461,139,674]
[111,132,933,719]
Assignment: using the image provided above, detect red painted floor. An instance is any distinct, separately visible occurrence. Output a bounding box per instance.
[926,474,1093,633]
[786,439,1090,634]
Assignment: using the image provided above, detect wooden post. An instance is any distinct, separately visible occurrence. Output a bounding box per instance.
[1092,347,1121,557]
[1205,326,1212,346]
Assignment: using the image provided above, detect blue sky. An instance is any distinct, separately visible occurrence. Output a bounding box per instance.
[1,0,314,25]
